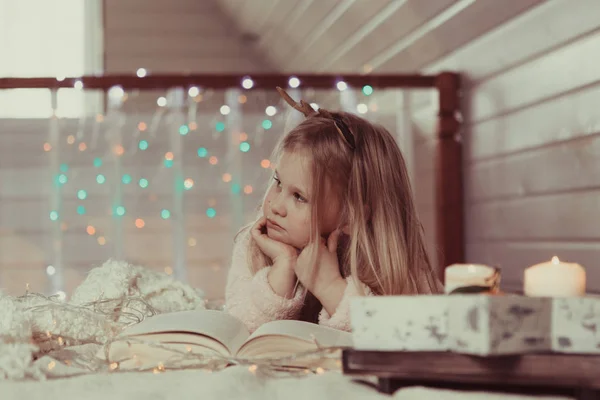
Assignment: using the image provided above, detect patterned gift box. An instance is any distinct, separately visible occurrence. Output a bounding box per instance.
[350,295,450,351]
[449,295,552,355]
[350,295,600,355]
[552,296,600,353]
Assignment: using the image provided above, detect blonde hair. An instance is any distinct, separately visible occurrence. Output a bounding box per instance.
[238,103,441,322]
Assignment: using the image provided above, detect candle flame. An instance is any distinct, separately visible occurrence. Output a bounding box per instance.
[551,256,560,265]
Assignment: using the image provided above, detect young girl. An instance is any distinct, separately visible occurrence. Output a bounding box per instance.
[225,88,442,333]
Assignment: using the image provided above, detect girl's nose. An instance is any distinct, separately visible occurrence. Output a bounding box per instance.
[270,195,286,217]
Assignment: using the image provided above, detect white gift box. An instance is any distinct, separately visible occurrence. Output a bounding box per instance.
[350,295,600,355]
[448,295,551,355]
[551,296,600,353]
[350,295,450,351]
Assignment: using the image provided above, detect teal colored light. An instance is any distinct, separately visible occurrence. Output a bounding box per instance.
[362,85,374,96]
[239,142,250,152]
[197,147,208,158]
[262,119,273,130]
[164,159,173,168]
[93,157,103,168]
[122,174,132,184]
[179,125,189,135]
[58,174,68,185]
[206,208,216,218]
[139,178,149,188]
[77,189,87,200]
[96,174,106,184]
[115,206,126,216]
[59,163,69,173]
[49,211,59,221]
[215,122,225,132]
[231,183,241,194]
[160,209,171,219]
[138,140,149,150]
[77,205,86,215]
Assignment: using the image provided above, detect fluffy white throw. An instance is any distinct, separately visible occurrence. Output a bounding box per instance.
[0,259,205,380]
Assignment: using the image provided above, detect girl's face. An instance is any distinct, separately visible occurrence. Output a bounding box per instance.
[263,150,340,249]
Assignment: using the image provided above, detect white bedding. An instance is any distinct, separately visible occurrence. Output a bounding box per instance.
[0,366,572,400]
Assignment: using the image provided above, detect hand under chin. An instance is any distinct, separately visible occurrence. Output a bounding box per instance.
[267,230,303,252]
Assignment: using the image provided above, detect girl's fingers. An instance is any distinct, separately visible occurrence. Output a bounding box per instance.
[251,217,266,234]
[251,220,267,244]
[256,216,267,229]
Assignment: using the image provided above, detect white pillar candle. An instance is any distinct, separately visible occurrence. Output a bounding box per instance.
[444,264,500,294]
[524,256,586,297]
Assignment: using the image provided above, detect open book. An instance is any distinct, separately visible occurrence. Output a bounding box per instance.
[103,310,353,371]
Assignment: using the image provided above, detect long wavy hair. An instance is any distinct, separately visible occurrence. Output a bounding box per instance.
[238,106,442,323]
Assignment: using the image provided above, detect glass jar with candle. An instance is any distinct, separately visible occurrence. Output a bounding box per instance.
[444,264,501,294]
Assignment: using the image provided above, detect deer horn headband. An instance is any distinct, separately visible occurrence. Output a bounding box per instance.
[276,86,356,150]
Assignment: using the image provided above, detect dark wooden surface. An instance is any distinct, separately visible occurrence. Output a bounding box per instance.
[343,350,600,398]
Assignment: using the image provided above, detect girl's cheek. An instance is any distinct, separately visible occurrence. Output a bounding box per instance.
[301,214,311,228]
[263,188,275,207]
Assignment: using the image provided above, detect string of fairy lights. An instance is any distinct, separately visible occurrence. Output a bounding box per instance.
[40,73,378,297]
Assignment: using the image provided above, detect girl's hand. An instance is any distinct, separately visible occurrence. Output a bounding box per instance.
[250,216,297,264]
[294,229,344,298]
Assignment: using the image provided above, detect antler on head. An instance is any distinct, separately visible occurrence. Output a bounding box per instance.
[276,87,356,150]
[276,86,316,117]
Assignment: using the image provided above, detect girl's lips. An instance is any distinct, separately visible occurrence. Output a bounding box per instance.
[267,220,284,231]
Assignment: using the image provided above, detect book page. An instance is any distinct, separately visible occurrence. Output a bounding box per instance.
[125,332,231,355]
[119,310,250,355]
[235,320,352,367]
[247,320,353,347]
[236,320,352,357]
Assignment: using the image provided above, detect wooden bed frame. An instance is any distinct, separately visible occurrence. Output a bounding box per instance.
[342,349,600,399]
[0,72,463,280]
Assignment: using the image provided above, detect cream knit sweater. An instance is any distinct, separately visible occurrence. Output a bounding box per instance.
[224,231,372,333]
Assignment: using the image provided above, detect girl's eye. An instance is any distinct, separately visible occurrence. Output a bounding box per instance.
[294,193,307,203]
[273,176,281,187]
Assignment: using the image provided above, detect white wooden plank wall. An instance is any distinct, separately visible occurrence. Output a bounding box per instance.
[103,0,272,73]
[218,0,544,73]
[420,0,600,292]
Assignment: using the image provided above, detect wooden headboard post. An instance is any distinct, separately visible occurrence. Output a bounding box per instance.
[435,72,464,281]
